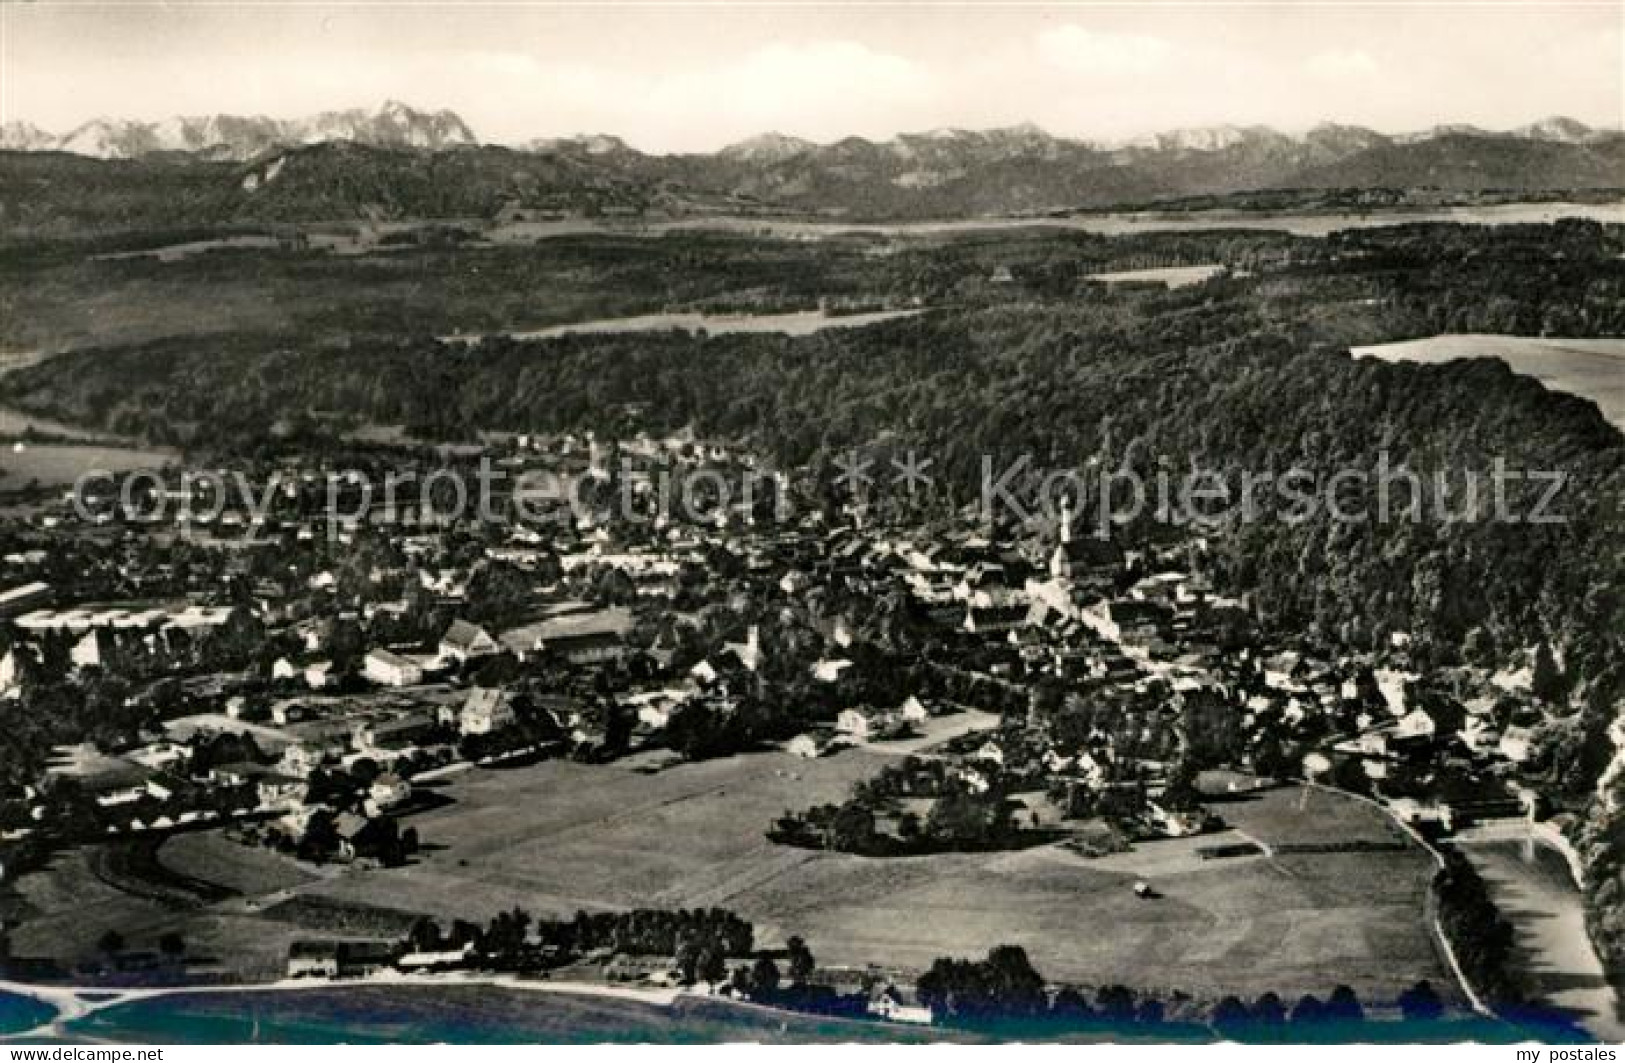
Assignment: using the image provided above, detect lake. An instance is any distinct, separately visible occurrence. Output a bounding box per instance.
[486,200,1624,243]
[443,308,924,344]
[62,985,950,1045]
[72,201,1625,267]
[0,991,56,1038]
[1351,334,1625,431]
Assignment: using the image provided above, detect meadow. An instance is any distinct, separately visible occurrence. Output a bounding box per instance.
[294,750,1448,1003]
[0,738,1451,1004]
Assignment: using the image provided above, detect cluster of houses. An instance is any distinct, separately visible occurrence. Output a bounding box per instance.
[0,428,1562,981]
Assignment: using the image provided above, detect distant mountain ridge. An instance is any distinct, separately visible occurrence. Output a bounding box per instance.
[5,103,1620,162]
[2,101,476,160]
[2,106,1621,230]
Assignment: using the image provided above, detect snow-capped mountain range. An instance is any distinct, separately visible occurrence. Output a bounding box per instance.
[3,103,1618,162]
[1,101,476,160]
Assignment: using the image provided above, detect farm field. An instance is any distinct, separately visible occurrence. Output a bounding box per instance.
[158,833,318,897]
[294,751,1448,1003]
[1,752,1449,1004]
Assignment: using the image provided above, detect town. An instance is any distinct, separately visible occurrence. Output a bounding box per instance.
[0,422,1579,1036]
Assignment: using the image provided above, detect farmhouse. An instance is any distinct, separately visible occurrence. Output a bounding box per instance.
[286,940,398,979]
[440,619,499,662]
[459,687,516,735]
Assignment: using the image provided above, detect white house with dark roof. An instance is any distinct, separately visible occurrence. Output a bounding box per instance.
[440,619,499,662]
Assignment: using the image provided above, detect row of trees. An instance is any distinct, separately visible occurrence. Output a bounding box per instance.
[916,945,1450,1035]
[402,906,756,974]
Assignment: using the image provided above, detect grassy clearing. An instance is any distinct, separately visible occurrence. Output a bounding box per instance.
[159,833,317,896]
[4,751,1447,1002]
[299,751,1446,1002]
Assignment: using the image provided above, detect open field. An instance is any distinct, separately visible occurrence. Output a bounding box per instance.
[159,833,317,897]
[3,750,1448,1003]
[1085,264,1225,288]
[0,443,173,489]
[295,751,1448,1003]
[1215,783,1411,850]
[1353,334,1625,430]
[66,984,962,1045]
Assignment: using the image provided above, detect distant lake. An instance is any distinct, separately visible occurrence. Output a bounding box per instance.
[486,200,1624,243]
[444,308,924,344]
[1351,334,1625,431]
[74,201,1625,266]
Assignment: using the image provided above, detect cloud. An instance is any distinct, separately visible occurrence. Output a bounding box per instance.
[1035,25,1175,76]
[1305,49,1380,80]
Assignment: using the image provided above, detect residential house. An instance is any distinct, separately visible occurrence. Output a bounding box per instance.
[837,706,907,741]
[364,649,423,688]
[1500,725,1536,764]
[354,710,439,754]
[439,619,499,662]
[368,773,412,810]
[867,984,934,1025]
[459,687,516,735]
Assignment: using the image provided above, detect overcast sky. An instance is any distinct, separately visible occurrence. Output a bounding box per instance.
[2,2,1620,152]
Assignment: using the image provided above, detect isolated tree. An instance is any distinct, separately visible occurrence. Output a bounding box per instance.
[750,956,781,996]
[158,931,186,958]
[785,935,816,984]
[1094,984,1136,1024]
[697,943,728,985]
[408,916,443,953]
[97,930,125,955]
[1049,987,1093,1024]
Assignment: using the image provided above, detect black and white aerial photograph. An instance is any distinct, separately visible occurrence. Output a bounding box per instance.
[0,0,1621,1049]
